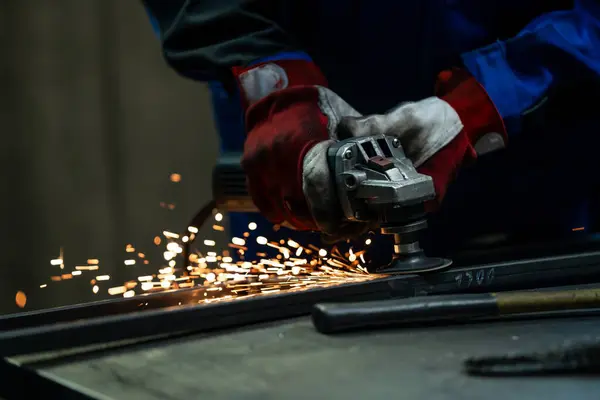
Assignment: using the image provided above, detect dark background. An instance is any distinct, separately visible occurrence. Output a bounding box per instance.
[1,1,219,314]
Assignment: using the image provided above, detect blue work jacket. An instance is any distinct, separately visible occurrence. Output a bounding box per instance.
[146,0,600,259]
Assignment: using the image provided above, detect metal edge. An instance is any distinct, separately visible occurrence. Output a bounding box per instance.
[0,276,406,357]
[412,250,600,294]
[4,249,600,332]
[0,357,111,400]
[0,285,231,331]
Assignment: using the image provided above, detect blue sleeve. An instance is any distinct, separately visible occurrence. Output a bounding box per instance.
[248,51,313,65]
[462,0,600,135]
[143,4,161,38]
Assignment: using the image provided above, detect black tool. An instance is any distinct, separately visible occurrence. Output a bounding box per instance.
[311,288,600,334]
[465,340,600,376]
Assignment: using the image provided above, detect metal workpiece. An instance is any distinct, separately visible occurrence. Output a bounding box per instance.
[4,248,600,399]
[5,249,600,357]
[29,311,600,400]
[327,134,450,274]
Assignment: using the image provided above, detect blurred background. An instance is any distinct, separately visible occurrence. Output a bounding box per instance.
[1,1,218,314]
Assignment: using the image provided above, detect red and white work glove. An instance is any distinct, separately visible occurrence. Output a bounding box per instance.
[233,60,507,241]
[232,59,367,239]
[339,68,508,210]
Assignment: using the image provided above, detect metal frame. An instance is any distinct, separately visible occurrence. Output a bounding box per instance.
[3,248,600,399]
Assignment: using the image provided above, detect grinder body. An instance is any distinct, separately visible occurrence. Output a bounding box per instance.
[212,135,452,274]
[326,135,451,273]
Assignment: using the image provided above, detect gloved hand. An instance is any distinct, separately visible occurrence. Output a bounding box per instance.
[339,68,508,210]
[232,58,372,240]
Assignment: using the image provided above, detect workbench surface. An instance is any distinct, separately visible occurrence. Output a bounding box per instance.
[32,314,600,400]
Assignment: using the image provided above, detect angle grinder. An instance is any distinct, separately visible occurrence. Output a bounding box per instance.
[212,134,452,274]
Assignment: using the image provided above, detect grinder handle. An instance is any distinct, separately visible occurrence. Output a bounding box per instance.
[214,143,344,214]
[212,152,258,212]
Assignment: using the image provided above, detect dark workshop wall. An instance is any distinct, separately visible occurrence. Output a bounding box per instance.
[1,1,218,314]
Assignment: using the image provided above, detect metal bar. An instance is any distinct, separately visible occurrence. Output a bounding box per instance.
[0,277,405,357]
[408,250,600,295]
[0,286,221,332]
[3,248,600,334]
[2,250,600,357]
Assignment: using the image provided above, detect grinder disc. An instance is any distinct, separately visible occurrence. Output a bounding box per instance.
[375,255,453,275]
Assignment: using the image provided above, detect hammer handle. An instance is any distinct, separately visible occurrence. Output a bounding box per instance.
[312,288,600,334]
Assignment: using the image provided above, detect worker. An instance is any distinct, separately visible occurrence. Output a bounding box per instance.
[143,1,600,259]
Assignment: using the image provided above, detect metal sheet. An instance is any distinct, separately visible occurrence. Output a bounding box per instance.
[34,315,600,400]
